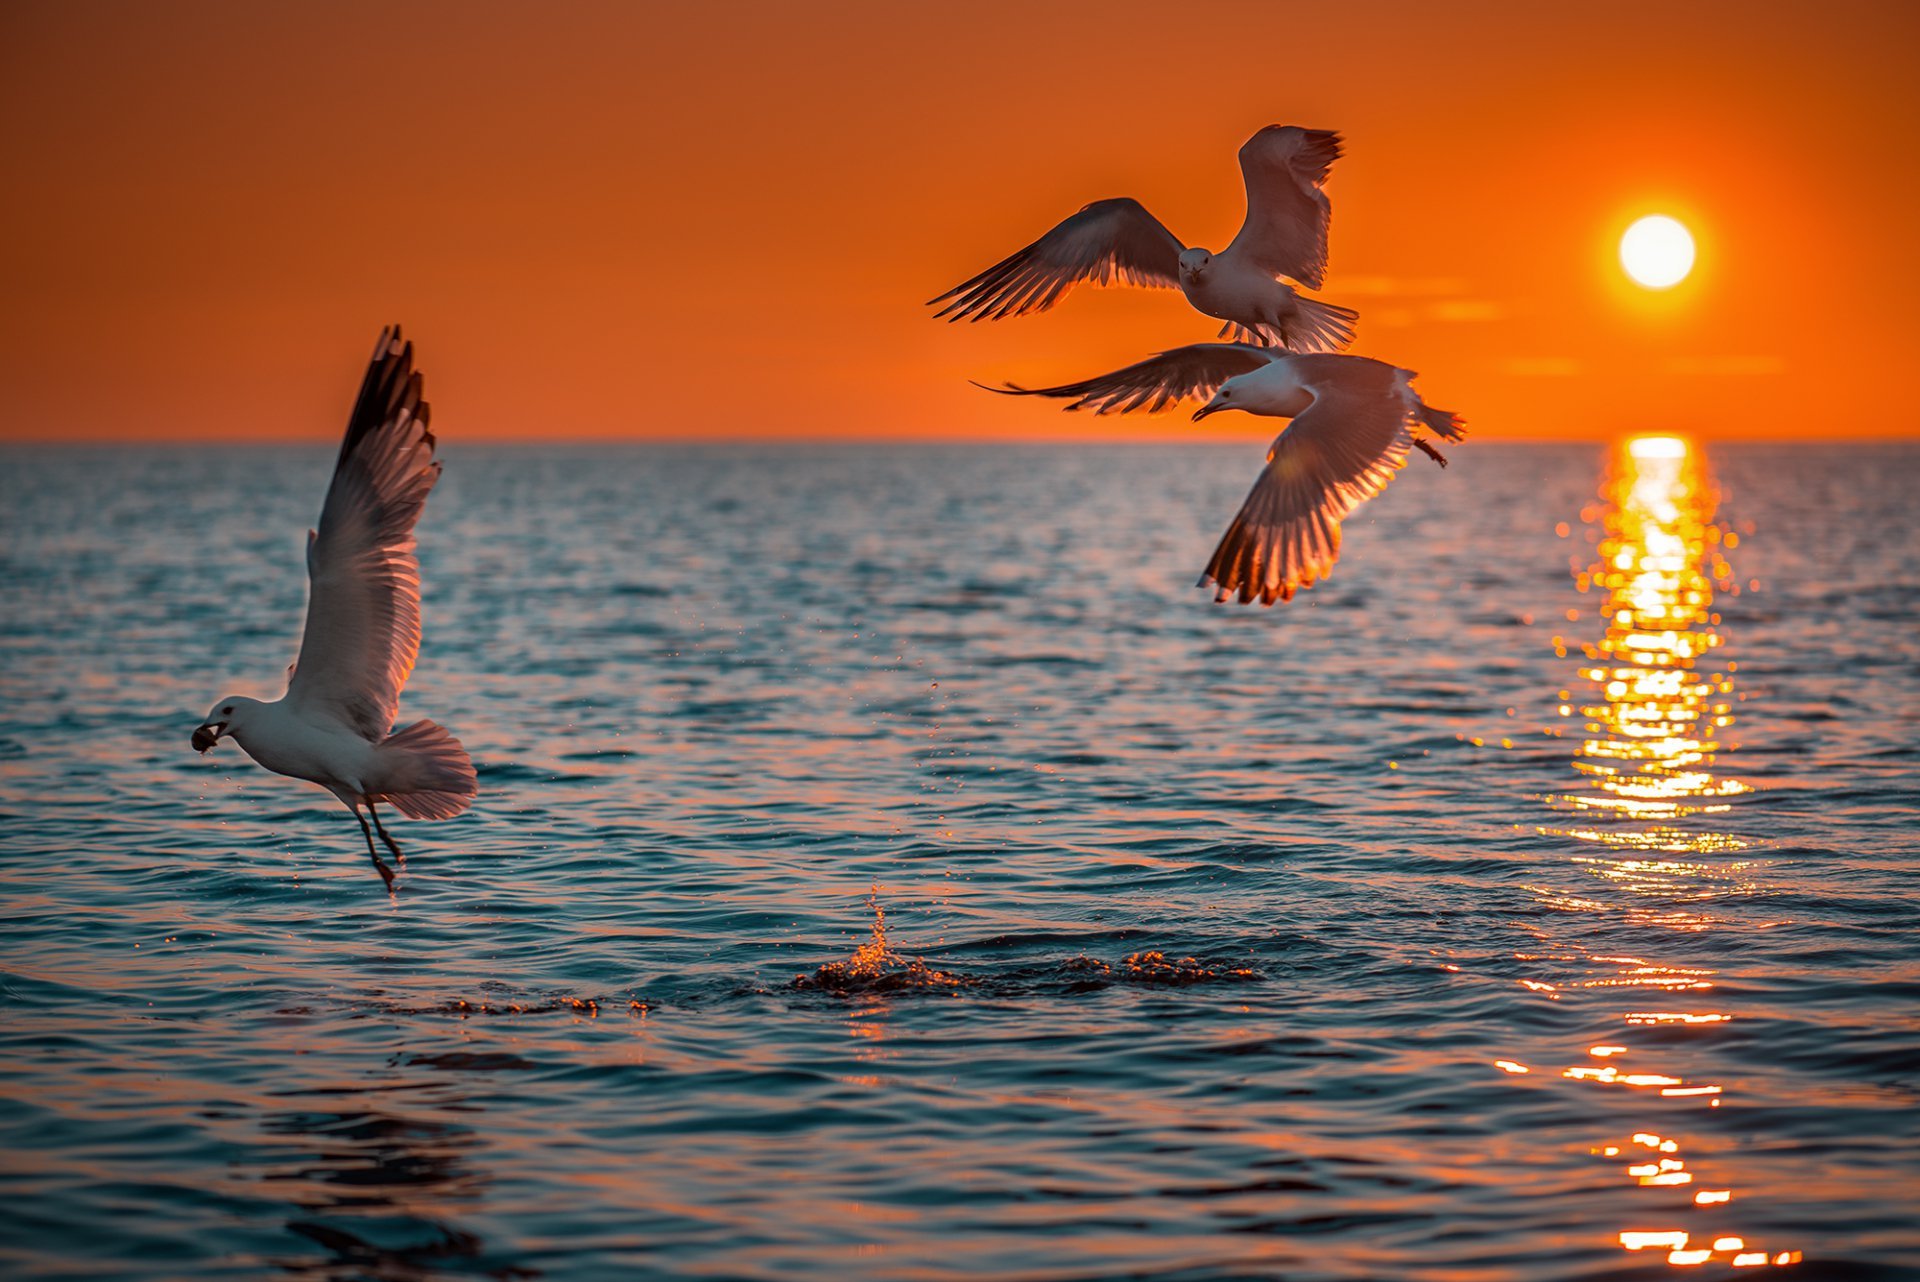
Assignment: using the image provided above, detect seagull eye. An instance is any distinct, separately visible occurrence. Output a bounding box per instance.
[221,706,233,716]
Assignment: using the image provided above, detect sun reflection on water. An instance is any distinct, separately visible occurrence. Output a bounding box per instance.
[1517,437,1801,1270]
[1548,433,1747,851]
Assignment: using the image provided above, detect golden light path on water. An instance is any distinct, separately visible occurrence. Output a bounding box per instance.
[1555,433,1748,859]
[1512,436,1802,1270]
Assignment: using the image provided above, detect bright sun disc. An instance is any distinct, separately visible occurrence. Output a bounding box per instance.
[1621,215,1695,289]
[1628,435,1688,460]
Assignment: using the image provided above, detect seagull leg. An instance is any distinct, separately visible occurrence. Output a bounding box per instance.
[353,805,396,891]
[367,802,407,869]
[1413,438,1450,468]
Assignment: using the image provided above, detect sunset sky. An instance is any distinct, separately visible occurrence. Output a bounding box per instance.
[4,0,1916,443]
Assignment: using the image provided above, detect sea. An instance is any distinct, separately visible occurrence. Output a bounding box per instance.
[2,439,1916,1280]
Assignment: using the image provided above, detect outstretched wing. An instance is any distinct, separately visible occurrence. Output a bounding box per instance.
[1201,356,1412,605]
[1224,126,1340,290]
[979,343,1273,414]
[285,326,441,741]
[930,198,1185,322]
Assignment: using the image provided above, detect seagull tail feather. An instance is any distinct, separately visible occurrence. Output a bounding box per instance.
[1416,400,1467,441]
[1218,320,1277,347]
[371,719,477,820]
[1283,295,1359,353]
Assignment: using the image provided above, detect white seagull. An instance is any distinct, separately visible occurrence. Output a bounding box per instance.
[192,326,476,888]
[984,345,1465,605]
[930,125,1358,351]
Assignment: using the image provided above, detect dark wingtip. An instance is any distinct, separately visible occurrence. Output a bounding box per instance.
[969,380,1029,397]
[337,324,421,464]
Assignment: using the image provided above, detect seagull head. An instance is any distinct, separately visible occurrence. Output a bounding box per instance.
[1192,378,1244,421]
[192,696,253,753]
[1195,362,1309,421]
[1178,248,1212,284]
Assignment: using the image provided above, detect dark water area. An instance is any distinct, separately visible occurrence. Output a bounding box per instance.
[1,440,1916,1280]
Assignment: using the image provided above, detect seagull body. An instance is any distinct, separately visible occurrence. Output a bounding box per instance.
[193,327,475,888]
[208,699,373,789]
[930,126,1358,351]
[985,344,1465,605]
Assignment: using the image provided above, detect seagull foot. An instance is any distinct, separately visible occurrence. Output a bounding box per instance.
[1414,438,1450,468]
[369,807,408,868]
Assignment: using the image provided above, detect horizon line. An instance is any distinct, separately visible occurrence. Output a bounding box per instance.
[5,432,1917,449]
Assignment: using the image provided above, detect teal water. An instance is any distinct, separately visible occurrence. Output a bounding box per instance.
[1,441,1915,1280]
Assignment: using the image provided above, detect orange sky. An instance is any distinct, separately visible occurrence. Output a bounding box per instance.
[3,0,1917,443]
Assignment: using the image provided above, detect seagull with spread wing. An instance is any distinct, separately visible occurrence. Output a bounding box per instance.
[930,125,1358,352]
[984,345,1465,605]
[191,326,476,888]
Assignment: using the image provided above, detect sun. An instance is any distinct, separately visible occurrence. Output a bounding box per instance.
[1620,215,1695,289]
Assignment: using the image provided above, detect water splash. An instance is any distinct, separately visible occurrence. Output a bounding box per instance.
[794,890,968,993]
[1116,950,1260,986]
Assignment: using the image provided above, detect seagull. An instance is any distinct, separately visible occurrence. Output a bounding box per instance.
[191,326,476,888]
[983,345,1465,605]
[930,125,1358,352]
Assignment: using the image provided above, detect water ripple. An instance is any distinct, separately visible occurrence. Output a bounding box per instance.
[2,441,1917,1280]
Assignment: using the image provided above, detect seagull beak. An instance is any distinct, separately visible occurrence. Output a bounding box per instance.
[191,723,223,754]
[1192,402,1220,422]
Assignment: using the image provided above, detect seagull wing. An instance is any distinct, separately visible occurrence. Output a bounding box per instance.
[930,198,1185,322]
[285,327,442,741]
[1201,355,1413,605]
[1224,126,1340,290]
[979,343,1274,414]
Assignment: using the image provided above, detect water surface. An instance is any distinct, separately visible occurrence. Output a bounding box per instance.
[2,441,1916,1280]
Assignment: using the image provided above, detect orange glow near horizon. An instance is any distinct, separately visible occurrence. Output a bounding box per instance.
[2,2,1918,443]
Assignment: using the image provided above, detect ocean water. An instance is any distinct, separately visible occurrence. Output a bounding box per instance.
[1,440,1916,1281]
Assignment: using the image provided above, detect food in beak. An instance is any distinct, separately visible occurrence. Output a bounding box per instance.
[191,724,220,753]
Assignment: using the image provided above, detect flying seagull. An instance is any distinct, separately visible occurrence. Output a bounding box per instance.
[930,125,1358,351]
[192,326,476,888]
[984,345,1464,605]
